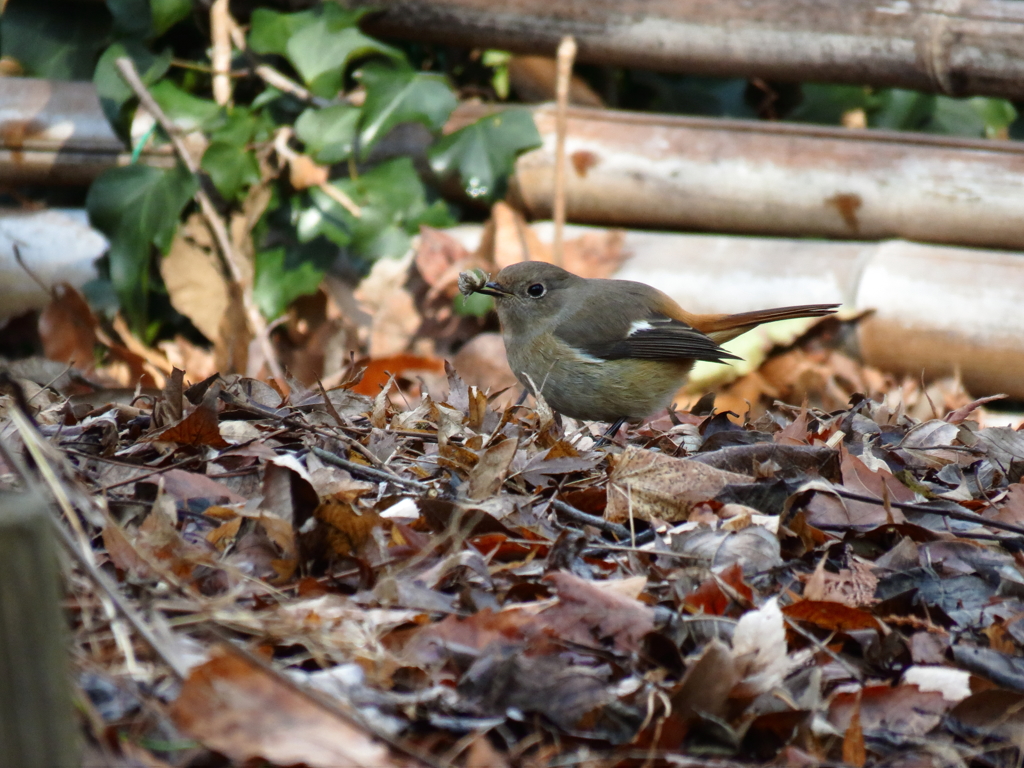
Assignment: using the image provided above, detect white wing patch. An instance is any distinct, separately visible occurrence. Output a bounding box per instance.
[628,320,655,336]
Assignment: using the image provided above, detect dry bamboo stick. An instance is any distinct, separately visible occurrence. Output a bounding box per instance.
[452,103,1024,251]
[0,78,172,186]
[9,78,1024,251]
[350,0,1024,100]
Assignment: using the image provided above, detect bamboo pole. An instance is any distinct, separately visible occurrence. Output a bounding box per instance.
[0,78,172,186]
[351,0,1024,100]
[11,78,1024,251]
[450,103,1024,251]
[0,492,80,768]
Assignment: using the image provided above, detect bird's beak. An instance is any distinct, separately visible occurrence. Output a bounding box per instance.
[475,281,512,298]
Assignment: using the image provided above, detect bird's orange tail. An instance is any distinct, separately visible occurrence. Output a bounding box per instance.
[691,304,839,344]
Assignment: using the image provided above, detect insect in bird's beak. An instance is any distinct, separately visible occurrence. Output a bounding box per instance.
[476,281,513,298]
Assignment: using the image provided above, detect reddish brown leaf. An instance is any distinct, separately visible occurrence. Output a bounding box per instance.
[683,562,753,616]
[147,385,229,449]
[306,496,382,558]
[349,354,447,397]
[783,600,881,633]
[38,282,98,370]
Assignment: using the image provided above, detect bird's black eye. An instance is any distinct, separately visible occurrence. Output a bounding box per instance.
[526,283,545,298]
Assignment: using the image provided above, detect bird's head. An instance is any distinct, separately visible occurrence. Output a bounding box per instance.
[472,261,582,337]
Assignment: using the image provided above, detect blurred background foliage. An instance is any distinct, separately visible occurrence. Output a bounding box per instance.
[1,0,1021,343]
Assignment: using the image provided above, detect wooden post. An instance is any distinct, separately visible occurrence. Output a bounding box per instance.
[0,492,80,768]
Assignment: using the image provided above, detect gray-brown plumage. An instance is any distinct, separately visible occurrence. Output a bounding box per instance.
[472,261,837,423]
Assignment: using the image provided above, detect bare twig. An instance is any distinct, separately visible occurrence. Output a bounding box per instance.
[552,35,576,267]
[254,65,330,107]
[114,56,286,384]
[831,487,1024,536]
[550,497,635,540]
[310,445,430,492]
[273,127,362,217]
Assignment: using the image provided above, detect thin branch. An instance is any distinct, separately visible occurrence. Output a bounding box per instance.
[310,445,431,492]
[549,497,647,542]
[831,487,1024,537]
[254,64,330,107]
[51,516,191,680]
[114,56,286,384]
[273,127,362,217]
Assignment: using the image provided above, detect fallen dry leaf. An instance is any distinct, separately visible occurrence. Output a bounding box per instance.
[38,282,98,370]
[539,571,655,653]
[160,215,232,348]
[170,646,394,768]
[607,446,749,523]
[467,437,518,500]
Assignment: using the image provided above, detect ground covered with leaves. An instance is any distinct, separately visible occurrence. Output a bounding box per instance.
[4,268,1024,768]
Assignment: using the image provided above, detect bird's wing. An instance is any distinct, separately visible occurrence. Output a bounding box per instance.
[558,311,741,363]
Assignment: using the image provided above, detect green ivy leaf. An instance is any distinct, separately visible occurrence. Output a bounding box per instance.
[295,104,361,164]
[0,2,112,79]
[286,20,401,98]
[86,164,198,331]
[150,0,193,38]
[94,40,172,144]
[209,107,263,145]
[248,8,319,56]
[869,89,935,131]
[786,84,871,125]
[304,157,454,264]
[927,96,1017,138]
[253,240,335,319]
[428,109,541,201]
[150,80,222,133]
[454,292,493,317]
[202,142,260,201]
[975,98,1017,138]
[357,61,457,155]
[250,4,372,55]
[482,50,512,101]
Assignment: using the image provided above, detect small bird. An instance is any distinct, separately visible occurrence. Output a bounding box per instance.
[466,261,837,429]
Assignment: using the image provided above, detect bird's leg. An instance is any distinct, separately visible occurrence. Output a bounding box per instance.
[594,417,627,448]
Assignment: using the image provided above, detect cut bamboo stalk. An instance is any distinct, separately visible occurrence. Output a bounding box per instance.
[0,77,172,186]
[8,78,1024,252]
[351,0,1024,100]
[0,492,80,768]
[451,103,1024,251]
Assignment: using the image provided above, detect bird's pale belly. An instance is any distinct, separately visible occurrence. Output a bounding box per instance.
[506,342,694,422]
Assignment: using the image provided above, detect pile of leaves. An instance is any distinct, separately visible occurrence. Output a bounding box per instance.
[3,273,1024,767]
